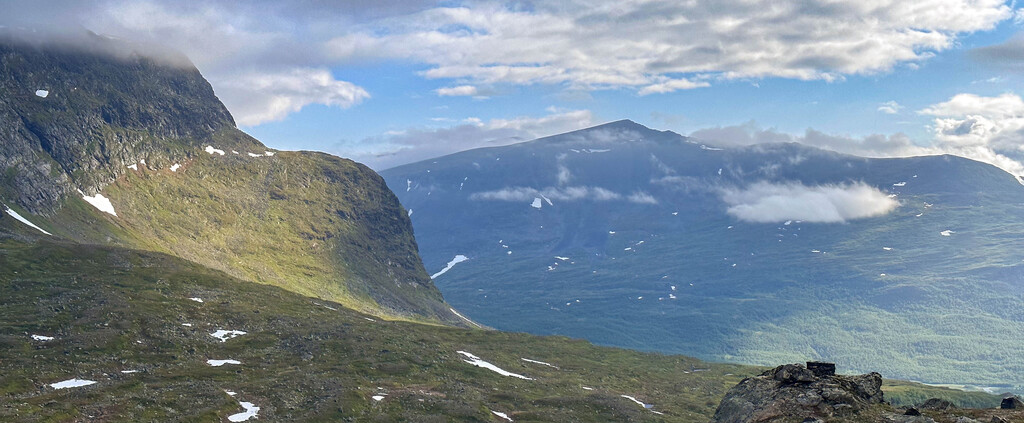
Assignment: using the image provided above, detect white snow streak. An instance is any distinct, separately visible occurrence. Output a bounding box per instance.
[491,410,514,421]
[207,359,241,367]
[31,334,54,341]
[189,297,204,303]
[205,146,225,155]
[50,379,96,389]
[531,198,543,209]
[431,255,468,279]
[521,358,558,369]
[128,163,138,171]
[170,163,181,172]
[457,351,533,380]
[940,230,955,236]
[4,206,51,235]
[35,89,48,98]
[450,308,481,328]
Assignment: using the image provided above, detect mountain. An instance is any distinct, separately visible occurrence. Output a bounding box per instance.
[0,30,455,324]
[381,119,1024,389]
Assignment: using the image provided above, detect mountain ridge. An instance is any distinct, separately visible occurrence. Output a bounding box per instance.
[382,119,1024,388]
[0,32,459,324]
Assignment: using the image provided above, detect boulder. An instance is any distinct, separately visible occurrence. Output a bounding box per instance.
[917,398,956,411]
[712,363,883,423]
[1000,396,1023,409]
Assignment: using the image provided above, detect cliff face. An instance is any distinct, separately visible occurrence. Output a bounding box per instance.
[0,31,459,325]
[0,31,241,215]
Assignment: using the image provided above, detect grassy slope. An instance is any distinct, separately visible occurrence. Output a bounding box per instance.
[0,236,754,422]
[29,128,455,325]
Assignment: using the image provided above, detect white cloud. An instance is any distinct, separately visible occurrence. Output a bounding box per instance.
[627,191,658,204]
[337,109,594,169]
[690,105,1024,178]
[877,100,903,114]
[471,186,623,202]
[436,85,480,97]
[919,93,1024,174]
[9,1,1015,124]
[326,0,1011,92]
[638,78,710,95]
[721,182,899,223]
[215,68,369,126]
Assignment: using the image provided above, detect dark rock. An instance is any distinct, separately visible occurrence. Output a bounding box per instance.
[806,362,835,377]
[999,396,1023,409]
[917,398,956,411]
[712,363,883,423]
[990,416,1007,423]
[904,407,921,416]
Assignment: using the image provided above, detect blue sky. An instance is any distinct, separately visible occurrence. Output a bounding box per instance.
[4,0,1024,172]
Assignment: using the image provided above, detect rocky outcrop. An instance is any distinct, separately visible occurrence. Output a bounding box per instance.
[0,29,244,215]
[712,363,883,423]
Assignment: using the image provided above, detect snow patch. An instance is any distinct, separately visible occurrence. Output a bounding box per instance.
[522,358,558,369]
[205,146,225,155]
[940,230,954,236]
[893,181,906,187]
[31,334,54,341]
[228,402,260,422]
[450,308,481,328]
[121,370,138,374]
[247,153,262,158]
[882,247,892,251]
[372,395,386,401]
[207,359,241,367]
[35,89,49,98]
[264,151,275,156]
[50,379,96,389]
[582,386,593,390]
[541,194,553,206]
[407,209,413,217]
[406,179,412,191]
[531,198,543,209]
[82,193,117,216]
[170,163,181,172]
[554,256,569,261]
[432,255,468,279]
[210,329,247,342]
[491,410,514,421]
[457,351,533,380]
[4,206,51,235]
[128,163,138,171]
[189,297,203,303]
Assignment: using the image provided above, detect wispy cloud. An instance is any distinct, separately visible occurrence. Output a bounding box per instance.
[217,68,369,126]
[721,182,898,223]
[336,108,594,170]
[877,100,903,114]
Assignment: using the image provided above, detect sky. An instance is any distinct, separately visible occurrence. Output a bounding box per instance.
[3,0,1024,173]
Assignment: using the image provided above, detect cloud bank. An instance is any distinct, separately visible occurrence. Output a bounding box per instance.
[721,182,899,223]
[692,91,1024,178]
[340,108,593,170]
[471,186,656,204]
[3,0,1015,124]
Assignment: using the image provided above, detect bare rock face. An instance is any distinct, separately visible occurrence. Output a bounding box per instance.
[712,363,884,423]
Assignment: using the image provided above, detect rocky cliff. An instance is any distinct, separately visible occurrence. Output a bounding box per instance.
[0,30,461,325]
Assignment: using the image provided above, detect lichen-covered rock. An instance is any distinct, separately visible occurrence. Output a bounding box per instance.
[712,363,884,423]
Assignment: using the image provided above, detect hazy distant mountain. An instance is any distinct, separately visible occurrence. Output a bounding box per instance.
[383,119,1024,389]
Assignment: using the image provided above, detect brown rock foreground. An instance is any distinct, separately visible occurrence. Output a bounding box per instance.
[712,362,1024,423]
